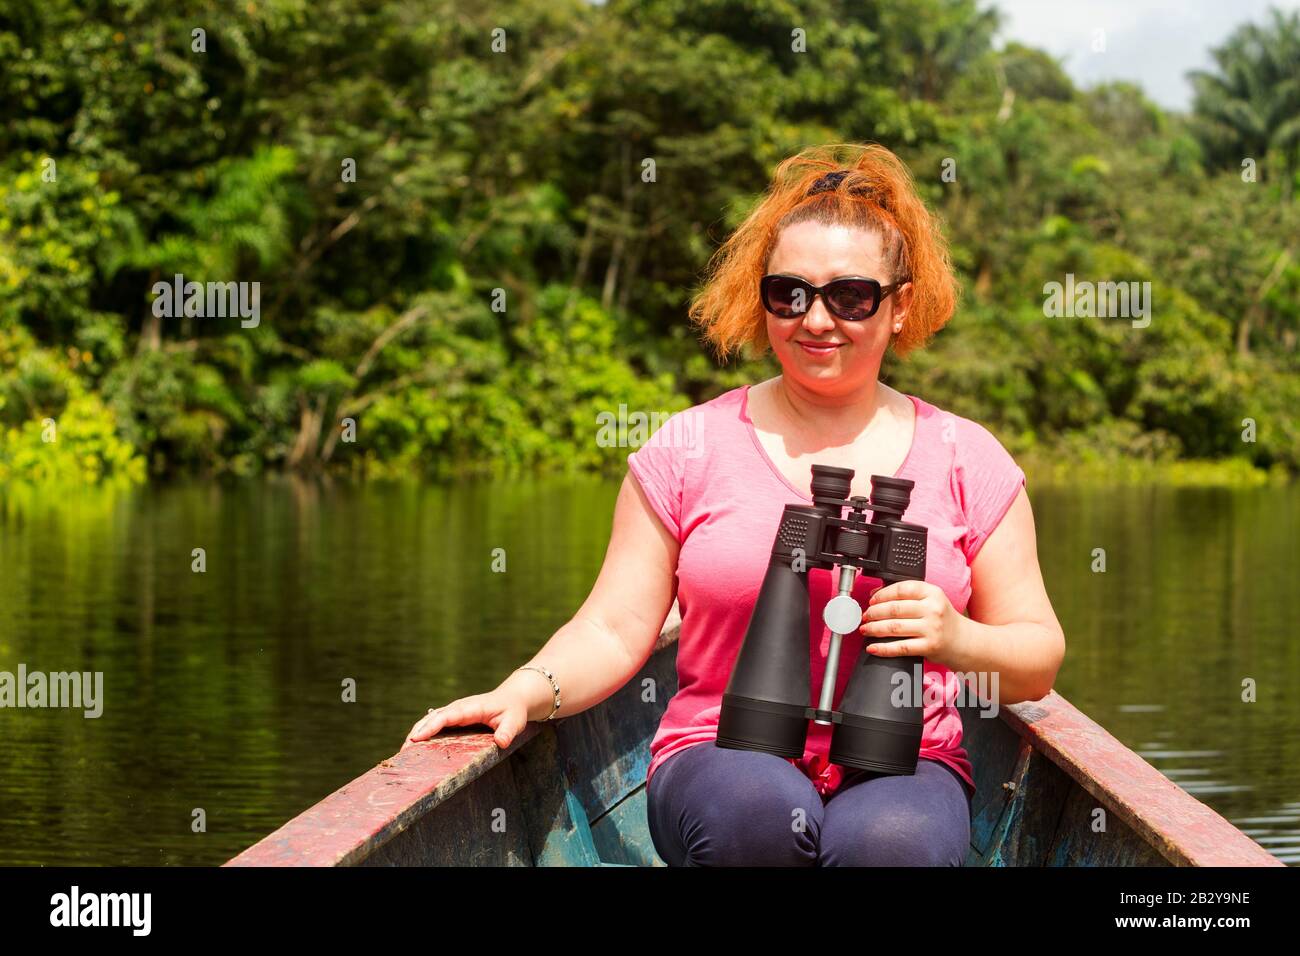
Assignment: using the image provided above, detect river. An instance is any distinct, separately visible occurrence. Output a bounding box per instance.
[0,476,1296,865]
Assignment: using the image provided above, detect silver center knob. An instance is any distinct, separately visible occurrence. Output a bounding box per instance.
[822,594,863,635]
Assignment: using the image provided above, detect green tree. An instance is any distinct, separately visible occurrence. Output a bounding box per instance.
[1190,7,1300,200]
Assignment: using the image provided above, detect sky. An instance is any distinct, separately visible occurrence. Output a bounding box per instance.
[986,0,1300,112]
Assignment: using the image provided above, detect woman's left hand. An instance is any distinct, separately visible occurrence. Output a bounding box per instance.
[859,580,971,671]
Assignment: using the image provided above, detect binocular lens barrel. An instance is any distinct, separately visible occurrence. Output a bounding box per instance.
[717,550,815,757]
[716,465,928,777]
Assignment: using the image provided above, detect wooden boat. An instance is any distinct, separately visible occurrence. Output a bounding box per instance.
[227,609,1282,867]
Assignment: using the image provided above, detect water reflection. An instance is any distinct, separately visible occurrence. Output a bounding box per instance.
[0,477,1296,864]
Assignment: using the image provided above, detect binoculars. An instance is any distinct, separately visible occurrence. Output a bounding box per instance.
[716,464,929,775]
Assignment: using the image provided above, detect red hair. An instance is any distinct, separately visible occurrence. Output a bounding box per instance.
[688,143,958,359]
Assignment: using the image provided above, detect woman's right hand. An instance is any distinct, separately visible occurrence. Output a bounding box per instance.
[400,689,531,752]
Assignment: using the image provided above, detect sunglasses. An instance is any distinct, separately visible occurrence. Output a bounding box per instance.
[760,273,905,322]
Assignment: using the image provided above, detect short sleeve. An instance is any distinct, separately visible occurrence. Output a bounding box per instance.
[626,414,688,543]
[953,418,1026,564]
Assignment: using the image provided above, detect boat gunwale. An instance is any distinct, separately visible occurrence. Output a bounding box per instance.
[224,610,684,868]
[990,693,1281,866]
[226,608,1280,867]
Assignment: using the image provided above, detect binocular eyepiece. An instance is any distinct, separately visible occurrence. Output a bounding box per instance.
[716,464,929,775]
[810,464,853,514]
[811,464,913,524]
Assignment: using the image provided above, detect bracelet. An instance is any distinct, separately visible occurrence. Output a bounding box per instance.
[516,665,562,721]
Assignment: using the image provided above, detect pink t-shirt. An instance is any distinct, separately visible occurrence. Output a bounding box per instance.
[627,384,1026,800]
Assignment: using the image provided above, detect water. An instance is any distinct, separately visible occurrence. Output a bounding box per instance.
[0,477,1296,865]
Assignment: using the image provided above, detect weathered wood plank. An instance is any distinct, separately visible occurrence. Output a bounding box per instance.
[971,741,1031,866]
[360,759,531,866]
[1046,786,1168,867]
[226,726,541,867]
[998,693,1281,866]
[511,727,604,866]
[553,621,679,822]
[978,747,1075,866]
[962,705,1025,857]
[589,787,666,867]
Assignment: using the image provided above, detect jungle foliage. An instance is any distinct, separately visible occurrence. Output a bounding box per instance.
[1,0,1298,483]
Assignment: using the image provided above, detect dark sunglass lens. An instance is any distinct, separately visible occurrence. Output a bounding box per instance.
[827,280,878,319]
[766,276,810,316]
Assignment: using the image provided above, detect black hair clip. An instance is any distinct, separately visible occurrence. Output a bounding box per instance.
[807,169,850,195]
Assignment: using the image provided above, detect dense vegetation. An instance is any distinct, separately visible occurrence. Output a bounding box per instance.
[2,0,1298,484]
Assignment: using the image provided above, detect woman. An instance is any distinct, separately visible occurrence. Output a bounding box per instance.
[404,143,1065,866]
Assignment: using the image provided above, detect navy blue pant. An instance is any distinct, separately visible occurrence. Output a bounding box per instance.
[647,744,973,866]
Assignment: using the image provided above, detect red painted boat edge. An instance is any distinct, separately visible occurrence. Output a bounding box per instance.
[226,610,687,868]
[224,724,542,866]
[998,693,1282,866]
[225,605,1278,867]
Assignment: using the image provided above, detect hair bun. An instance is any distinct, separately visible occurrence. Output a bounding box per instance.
[806,169,850,195]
